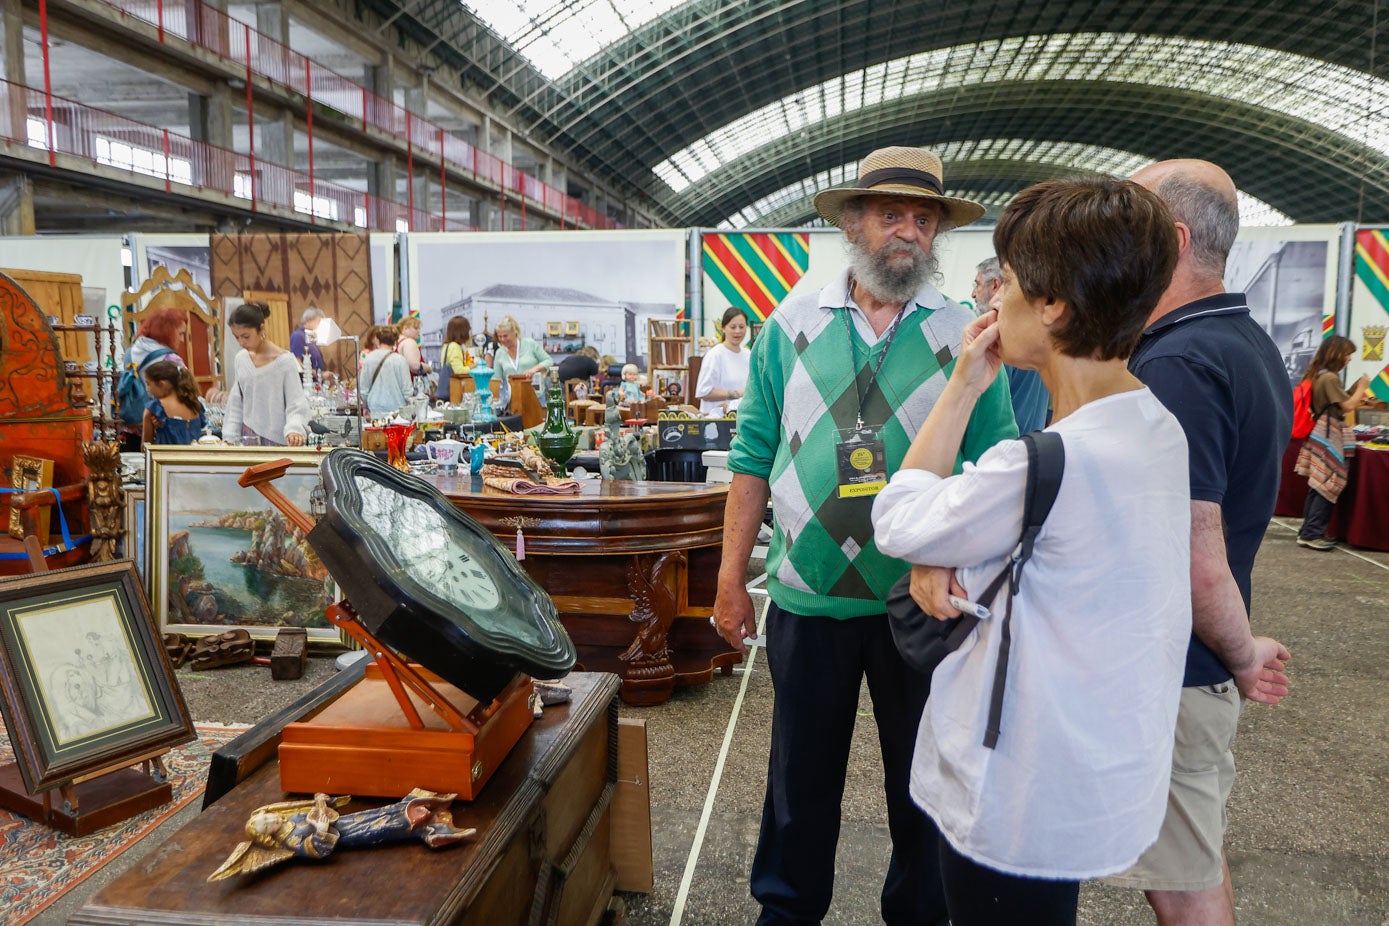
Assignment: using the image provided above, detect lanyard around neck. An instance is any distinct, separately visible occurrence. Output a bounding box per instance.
[842,279,910,430]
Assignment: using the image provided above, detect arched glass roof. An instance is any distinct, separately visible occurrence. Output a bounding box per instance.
[461,0,686,80]
[721,142,1295,229]
[653,33,1389,196]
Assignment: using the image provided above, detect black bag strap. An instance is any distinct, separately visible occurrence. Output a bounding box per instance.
[977,430,1065,749]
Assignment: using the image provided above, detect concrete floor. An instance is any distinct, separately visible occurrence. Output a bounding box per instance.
[39,518,1389,925]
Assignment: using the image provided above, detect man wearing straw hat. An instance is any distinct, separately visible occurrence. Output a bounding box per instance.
[712,146,1018,924]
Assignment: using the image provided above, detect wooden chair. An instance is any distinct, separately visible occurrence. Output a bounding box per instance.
[121,267,222,396]
[0,269,93,575]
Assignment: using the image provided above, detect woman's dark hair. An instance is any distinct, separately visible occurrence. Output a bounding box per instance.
[719,307,749,340]
[444,315,471,346]
[375,326,400,347]
[143,359,202,411]
[1301,335,1355,382]
[993,177,1179,360]
[228,301,272,330]
[136,307,187,349]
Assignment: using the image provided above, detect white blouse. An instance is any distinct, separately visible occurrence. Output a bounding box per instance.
[694,342,752,415]
[871,388,1191,880]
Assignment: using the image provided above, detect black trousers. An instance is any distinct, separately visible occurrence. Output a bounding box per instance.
[750,603,945,926]
[1299,486,1336,540]
[939,835,1079,926]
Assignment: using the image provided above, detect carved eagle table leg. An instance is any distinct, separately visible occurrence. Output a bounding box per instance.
[618,550,683,705]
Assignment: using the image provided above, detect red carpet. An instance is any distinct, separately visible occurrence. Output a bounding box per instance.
[0,723,242,925]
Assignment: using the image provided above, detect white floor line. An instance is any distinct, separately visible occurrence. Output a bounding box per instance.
[669,604,767,926]
[1270,517,1389,572]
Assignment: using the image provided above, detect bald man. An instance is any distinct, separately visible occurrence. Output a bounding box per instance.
[1108,160,1293,925]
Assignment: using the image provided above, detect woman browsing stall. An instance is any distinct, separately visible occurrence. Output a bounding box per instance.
[694,307,752,415]
[870,179,1191,925]
[1294,335,1372,550]
[221,302,309,446]
[361,326,414,418]
[435,316,473,402]
[486,315,553,379]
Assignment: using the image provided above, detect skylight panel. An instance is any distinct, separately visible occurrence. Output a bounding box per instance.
[463,0,687,80]
[719,142,1293,229]
[654,33,1388,194]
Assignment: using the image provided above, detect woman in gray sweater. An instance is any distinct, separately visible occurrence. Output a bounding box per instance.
[221,302,309,446]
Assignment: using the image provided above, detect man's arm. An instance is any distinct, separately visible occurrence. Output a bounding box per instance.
[711,473,770,655]
[1190,500,1290,704]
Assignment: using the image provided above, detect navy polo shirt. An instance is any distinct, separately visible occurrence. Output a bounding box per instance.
[1129,293,1293,687]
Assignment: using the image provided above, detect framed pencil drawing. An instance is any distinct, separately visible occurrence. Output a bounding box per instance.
[0,560,194,792]
[145,446,347,648]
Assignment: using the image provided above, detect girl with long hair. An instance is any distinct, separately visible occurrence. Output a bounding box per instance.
[141,360,205,445]
[436,315,473,401]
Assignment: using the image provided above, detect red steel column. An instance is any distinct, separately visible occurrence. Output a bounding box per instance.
[39,0,54,165]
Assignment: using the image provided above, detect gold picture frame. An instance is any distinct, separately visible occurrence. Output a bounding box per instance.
[8,455,55,544]
[545,321,563,337]
[145,446,349,649]
[563,321,581,337]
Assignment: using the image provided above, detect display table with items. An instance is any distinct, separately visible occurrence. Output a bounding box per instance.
[429,475,740,705]
[1276,433,1389,551]
[69,670,623,926]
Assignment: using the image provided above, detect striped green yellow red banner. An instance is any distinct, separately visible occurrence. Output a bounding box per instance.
[1356,229,1389,400]
[1322,314,1335,338]
[703,232,811,322]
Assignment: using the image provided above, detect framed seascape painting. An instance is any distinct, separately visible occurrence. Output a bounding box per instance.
[0,560,194,792]
[145,446,348,648]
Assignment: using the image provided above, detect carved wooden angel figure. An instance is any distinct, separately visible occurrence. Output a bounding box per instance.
[208,789,475,882]
[208,793,348,881]
[83,441,125,563]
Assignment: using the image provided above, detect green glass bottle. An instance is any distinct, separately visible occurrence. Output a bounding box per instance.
[537,384,579,467]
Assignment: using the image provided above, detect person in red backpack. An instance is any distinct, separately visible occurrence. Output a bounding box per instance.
[1293,336,1371,550]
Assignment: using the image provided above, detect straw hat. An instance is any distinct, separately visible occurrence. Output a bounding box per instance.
[814,146,986,230]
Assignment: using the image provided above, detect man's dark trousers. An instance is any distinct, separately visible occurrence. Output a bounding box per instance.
[751,603,945,925]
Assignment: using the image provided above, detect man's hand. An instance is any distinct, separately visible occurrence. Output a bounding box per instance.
[909,565,965,621]
[1232,636,1291,704]
[711,583,756,655]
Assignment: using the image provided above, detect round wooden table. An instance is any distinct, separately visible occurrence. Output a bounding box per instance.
[427,475,740,704]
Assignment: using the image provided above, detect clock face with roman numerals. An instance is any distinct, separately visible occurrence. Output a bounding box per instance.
[310,449,573,704]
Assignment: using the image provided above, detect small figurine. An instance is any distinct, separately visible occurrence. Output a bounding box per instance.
[599,393,646,481]
[208,789,475,882]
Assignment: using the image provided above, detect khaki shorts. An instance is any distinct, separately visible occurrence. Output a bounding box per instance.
[1108,682,1242,892]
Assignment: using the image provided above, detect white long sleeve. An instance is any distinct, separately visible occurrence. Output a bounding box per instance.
[223,351,307,445]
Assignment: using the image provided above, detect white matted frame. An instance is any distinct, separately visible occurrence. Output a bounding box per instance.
[145,446,347,648]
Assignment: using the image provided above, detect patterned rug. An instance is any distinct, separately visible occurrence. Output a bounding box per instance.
[0,723,243,925]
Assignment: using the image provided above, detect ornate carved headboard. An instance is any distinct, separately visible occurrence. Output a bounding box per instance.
[121,266,222,396]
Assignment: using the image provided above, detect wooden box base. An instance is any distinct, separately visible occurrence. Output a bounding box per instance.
[0,761,172,837]
[278,666,535,800]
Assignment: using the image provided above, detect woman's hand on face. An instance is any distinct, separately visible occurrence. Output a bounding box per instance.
[954,310,1004,396]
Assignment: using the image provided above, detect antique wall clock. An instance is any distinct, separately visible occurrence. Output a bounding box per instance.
[308,450,575,705]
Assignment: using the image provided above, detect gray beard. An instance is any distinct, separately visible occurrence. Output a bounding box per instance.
[846,237,939,304]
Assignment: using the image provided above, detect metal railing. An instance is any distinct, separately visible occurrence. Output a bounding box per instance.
[96,0,618,229]
[0,77,444,230]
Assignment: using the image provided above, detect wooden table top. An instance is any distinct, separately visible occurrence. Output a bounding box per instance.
[427,476,728,555]
[70,672,621,926]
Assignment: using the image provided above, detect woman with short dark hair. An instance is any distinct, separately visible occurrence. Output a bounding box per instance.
[871,178,1191,924]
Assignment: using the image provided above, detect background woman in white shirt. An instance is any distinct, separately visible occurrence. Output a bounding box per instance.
[871,178,1190,925]
[694,307,752,415]
[221,302,308,446]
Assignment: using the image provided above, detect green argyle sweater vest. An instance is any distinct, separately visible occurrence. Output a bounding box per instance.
[727,284,1018,618]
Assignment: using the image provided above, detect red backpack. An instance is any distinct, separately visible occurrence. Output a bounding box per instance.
[1291,379,1314,439]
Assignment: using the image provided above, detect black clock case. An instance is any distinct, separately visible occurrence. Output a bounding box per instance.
[307,450,576,705]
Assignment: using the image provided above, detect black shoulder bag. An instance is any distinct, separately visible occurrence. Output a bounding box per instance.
[885,430,1065,748]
